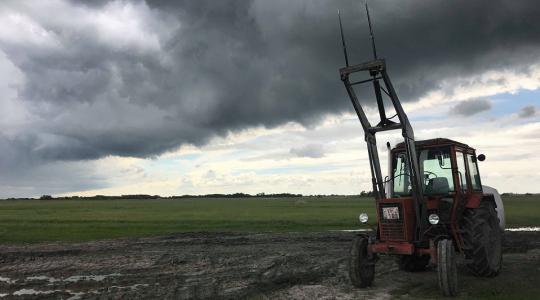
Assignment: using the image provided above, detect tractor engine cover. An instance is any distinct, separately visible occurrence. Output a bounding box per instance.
[377,197,416,242]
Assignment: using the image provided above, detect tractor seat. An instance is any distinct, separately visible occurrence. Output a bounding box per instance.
[425,177,450,195]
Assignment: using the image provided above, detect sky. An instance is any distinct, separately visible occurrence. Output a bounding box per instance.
[0,0,539,198]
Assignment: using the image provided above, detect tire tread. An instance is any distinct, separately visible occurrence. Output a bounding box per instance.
[461,201,502,277]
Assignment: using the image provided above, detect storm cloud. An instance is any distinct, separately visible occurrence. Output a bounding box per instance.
[1,0,540,190]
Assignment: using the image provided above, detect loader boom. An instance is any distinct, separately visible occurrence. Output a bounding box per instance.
[339,59,427,240]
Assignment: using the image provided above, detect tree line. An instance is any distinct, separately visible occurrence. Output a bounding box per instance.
[4,191,535,201]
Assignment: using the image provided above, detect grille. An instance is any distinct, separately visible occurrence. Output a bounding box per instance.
[379,203,406,241]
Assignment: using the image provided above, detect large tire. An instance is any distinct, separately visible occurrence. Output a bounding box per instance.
[349,235,375,288]
[437,239,458,297]
[461,201,502,277]
[397,255,430,272]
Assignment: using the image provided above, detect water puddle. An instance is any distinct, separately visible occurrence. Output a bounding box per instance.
[110,283,149,291]
[27,275,60,283]
[24,273,122,284]
[334,227,540,233]
[12,289,90,299]
[331,229,372,232]
[0,277,16,284]
[66,290,90,300]
[13,289,60,296]
[4,279,147,299]
[506,227,540,232]
[64,273,122,282]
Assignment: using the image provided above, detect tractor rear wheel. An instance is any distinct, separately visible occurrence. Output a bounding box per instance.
[437,239,458,297]
[349,235,375,288]
[462,201,502,277]
[397,255,430,272]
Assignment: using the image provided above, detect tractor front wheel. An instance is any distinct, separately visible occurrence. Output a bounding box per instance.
[349,235,375,288]
[437,239,458,297]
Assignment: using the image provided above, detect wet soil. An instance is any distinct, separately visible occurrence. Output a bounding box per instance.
[0,231,538,299]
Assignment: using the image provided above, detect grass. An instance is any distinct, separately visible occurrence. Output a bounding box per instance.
[0,195,538,244]
[501,195,540,227]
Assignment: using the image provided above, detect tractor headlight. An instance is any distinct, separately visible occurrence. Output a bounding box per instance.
[359,213,369,224]
[428,213,439,225]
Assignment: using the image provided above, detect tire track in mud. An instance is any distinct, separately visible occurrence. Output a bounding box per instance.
[0,231,538,299]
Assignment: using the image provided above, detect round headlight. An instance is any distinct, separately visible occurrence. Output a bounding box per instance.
[359,213,369,224]
[428,213,439,225]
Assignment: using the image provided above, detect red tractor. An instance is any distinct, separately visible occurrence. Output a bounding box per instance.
[338,6,504,296]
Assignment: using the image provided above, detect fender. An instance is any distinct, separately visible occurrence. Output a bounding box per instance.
[465,186,505,230]
[482,185,505,230]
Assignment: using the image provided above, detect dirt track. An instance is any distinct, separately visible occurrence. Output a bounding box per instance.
[0,231,538,299]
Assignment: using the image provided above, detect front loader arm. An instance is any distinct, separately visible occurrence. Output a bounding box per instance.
[340,59,427,240]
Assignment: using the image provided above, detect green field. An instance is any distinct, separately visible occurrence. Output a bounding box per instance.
[0,195,538,243]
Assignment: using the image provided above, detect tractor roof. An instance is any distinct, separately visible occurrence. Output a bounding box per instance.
[393,138,472,150]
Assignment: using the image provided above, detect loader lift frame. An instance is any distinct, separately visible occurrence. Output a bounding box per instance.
[340,59,428,242]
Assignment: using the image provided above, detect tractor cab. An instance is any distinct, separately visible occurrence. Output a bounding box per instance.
[390,138,482,201]
[372,139,486,252]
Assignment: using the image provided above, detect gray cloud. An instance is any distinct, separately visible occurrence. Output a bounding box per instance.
[290,144,325,158]
[1,0,540,195]
[518,105,537,118]
[450,98,492,117]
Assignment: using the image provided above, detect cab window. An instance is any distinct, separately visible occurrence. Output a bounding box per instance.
[420,147,454,195]
[466,154,482,191]
[456,151,467,191]
[392,153,411,197]
[392,147,455,197]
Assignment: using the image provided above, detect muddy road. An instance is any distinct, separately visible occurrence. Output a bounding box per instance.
[0,231,538,299]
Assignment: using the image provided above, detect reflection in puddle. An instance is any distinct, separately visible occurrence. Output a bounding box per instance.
[27,275,60,283]
[331,229,371,232]
[336,227,540,233]
[0,277,16,284]
[506,227,540,232]
[3,275,149,299]
[24,273,122,284]
[64,273,122,282]
[66,290,87,300]
[14,289,60,296]
[110,283,149,290]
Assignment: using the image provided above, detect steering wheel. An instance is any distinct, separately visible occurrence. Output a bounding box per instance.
[424,171,437,184]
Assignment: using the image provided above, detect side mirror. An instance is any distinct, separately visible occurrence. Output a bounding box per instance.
[477,154,486,161]
[437,153,445,167]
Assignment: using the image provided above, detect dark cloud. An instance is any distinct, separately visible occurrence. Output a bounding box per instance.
[1,0,540,195]
[290,144,325,159]
[518,105,537,118]
[450,98,492,116]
